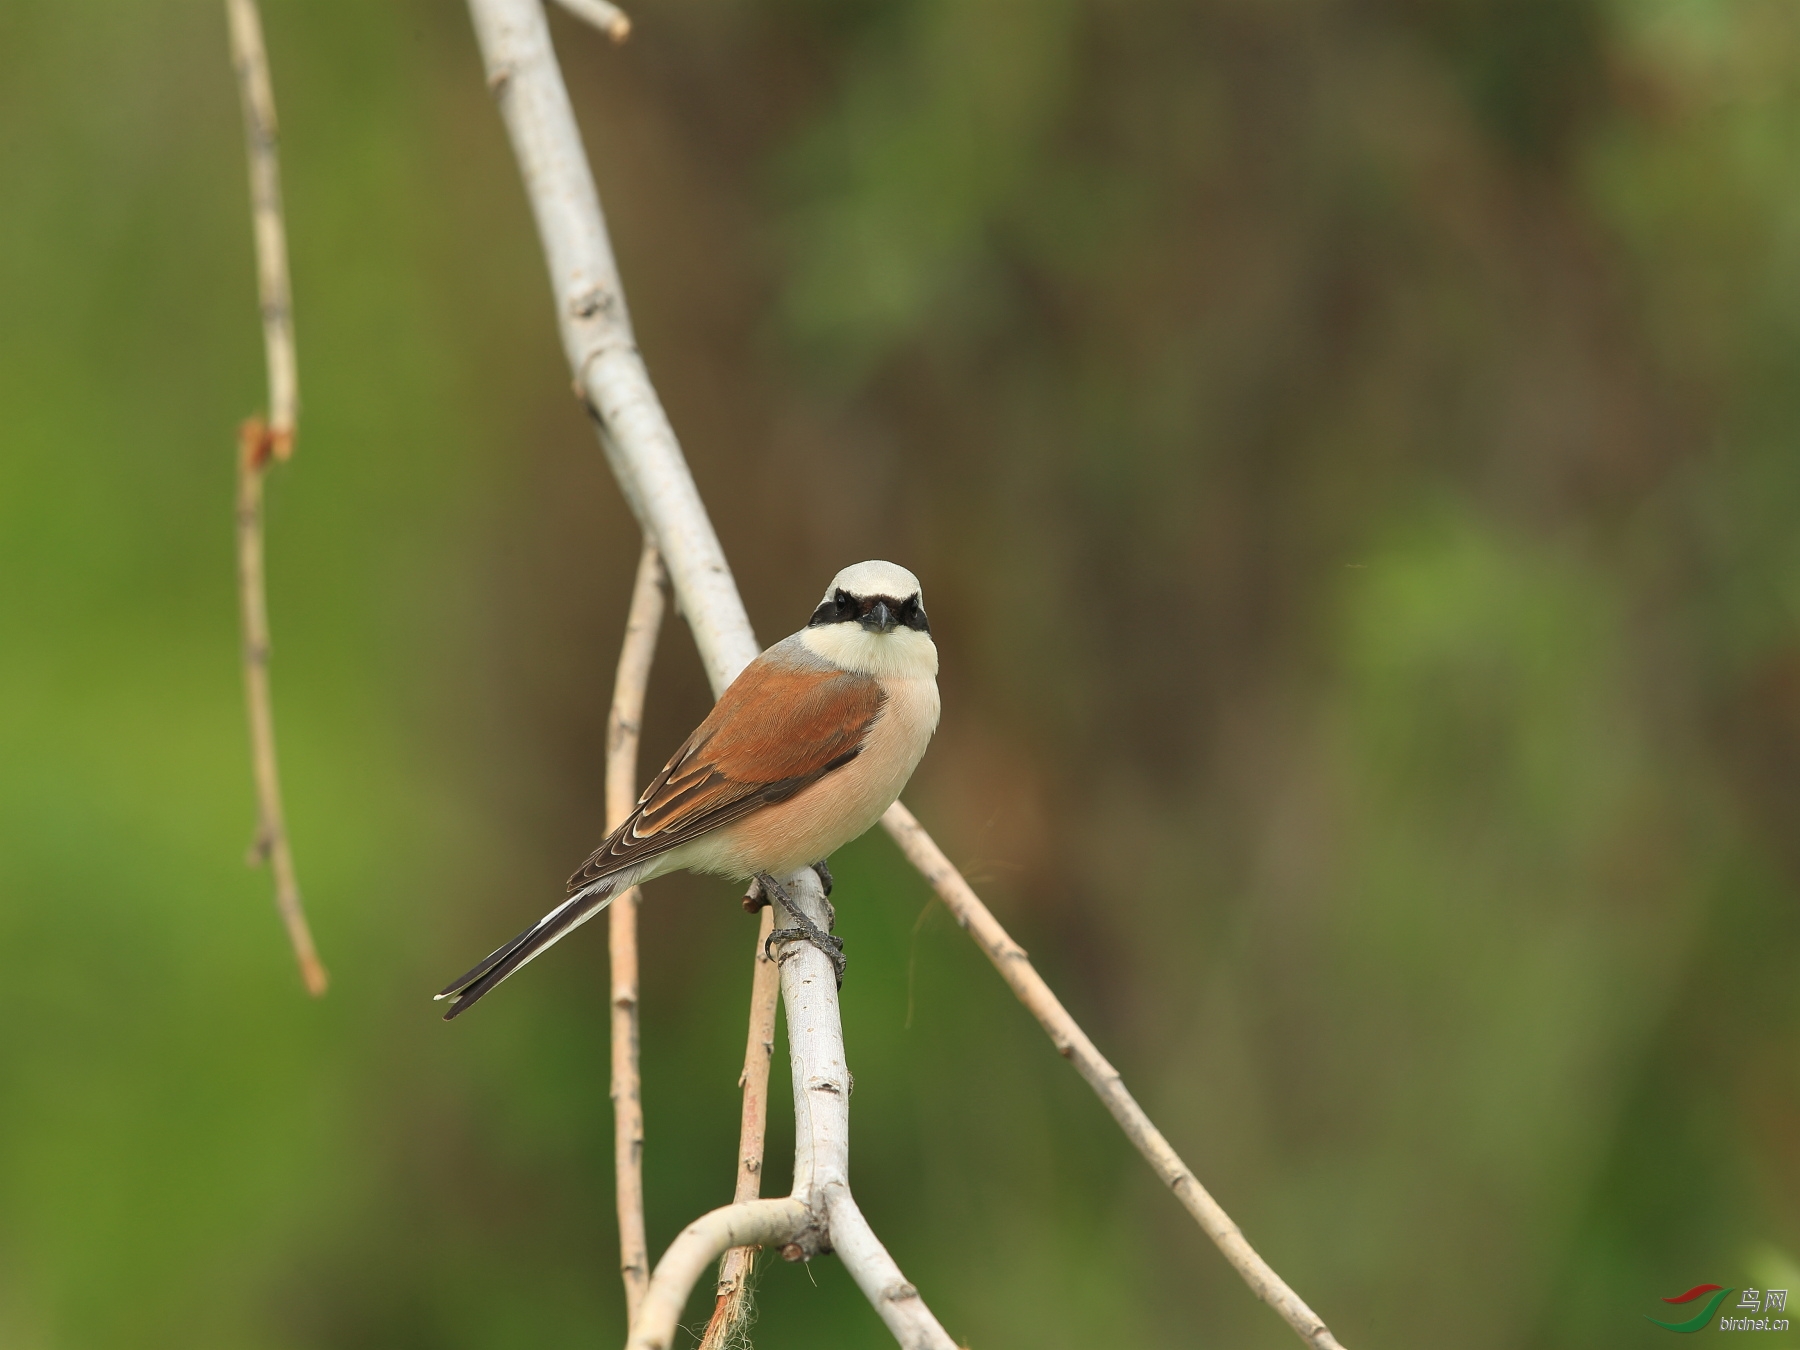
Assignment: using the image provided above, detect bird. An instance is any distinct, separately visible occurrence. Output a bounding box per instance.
[435,560,940,1019]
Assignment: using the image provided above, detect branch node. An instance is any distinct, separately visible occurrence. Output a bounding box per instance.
[238,415,277,472]
[567,281,615,319]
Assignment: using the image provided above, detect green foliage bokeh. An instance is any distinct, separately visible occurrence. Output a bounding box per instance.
[3,0,1799,1346]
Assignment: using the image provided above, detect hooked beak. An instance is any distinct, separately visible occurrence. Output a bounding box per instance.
[860,600,898,634]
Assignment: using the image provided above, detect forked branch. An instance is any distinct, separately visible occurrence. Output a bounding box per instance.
[227,0,326,997]
[626,879,955,1350]
[628,1198,806,1350]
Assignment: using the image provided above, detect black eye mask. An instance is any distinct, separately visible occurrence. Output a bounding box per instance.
[808,590,930,633]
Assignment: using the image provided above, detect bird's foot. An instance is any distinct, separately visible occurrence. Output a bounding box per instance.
[756,872,847,986]
[812,859,834,896]
[742,877,768,912]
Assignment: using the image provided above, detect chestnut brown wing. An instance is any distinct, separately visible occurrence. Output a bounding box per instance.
[567,654,885,892]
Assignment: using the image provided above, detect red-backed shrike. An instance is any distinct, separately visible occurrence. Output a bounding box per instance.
[437,560,940,1018]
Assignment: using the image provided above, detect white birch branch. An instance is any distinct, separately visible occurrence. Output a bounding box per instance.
[466,0,756,697]
[462,3,1348,1347]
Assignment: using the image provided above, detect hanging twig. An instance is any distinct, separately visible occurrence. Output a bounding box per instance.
[227,0,297,450]
[697,902,780,1350]
[607,537,666,1323]
[881,803,1346,1350]
[227,0,326,998]
[462,1,1349,1345]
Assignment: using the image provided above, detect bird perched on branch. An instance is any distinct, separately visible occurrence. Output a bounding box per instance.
[437,560,940,1019]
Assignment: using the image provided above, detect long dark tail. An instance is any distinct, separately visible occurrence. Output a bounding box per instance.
[435,879,617,1020]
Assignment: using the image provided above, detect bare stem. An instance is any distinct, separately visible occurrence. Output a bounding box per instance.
[697,903,780,1350]
[881,802,1346,1350]
[228,0,324,998]
[608,538,666,1323]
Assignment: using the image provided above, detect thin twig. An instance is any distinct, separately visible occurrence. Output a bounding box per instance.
[227,0,325,998]
[698,903,780,1350]
[608,538,666,1323]
[881,802,1347,1350]
[551,0,631,42]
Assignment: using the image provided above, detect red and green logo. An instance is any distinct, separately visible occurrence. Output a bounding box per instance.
[1648,1284,1734,1333]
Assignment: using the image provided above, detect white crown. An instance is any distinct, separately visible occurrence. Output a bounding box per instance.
[822,560,922,602]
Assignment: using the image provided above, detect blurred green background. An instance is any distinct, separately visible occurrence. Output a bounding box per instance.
[4,0,1800,1345]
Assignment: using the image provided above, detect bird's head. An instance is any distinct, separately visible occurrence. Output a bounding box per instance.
[800,560,937,678]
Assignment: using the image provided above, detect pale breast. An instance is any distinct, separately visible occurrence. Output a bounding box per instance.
[693,674,940,880]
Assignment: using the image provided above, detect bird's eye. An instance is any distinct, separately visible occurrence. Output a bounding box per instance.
[899,595,929,632]
[811,590,861,627]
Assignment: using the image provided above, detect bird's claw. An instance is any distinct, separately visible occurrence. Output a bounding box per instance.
[756,871,847,986]
[764,927,847,985]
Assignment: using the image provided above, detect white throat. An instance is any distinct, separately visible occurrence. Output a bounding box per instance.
[799,624,939,681]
